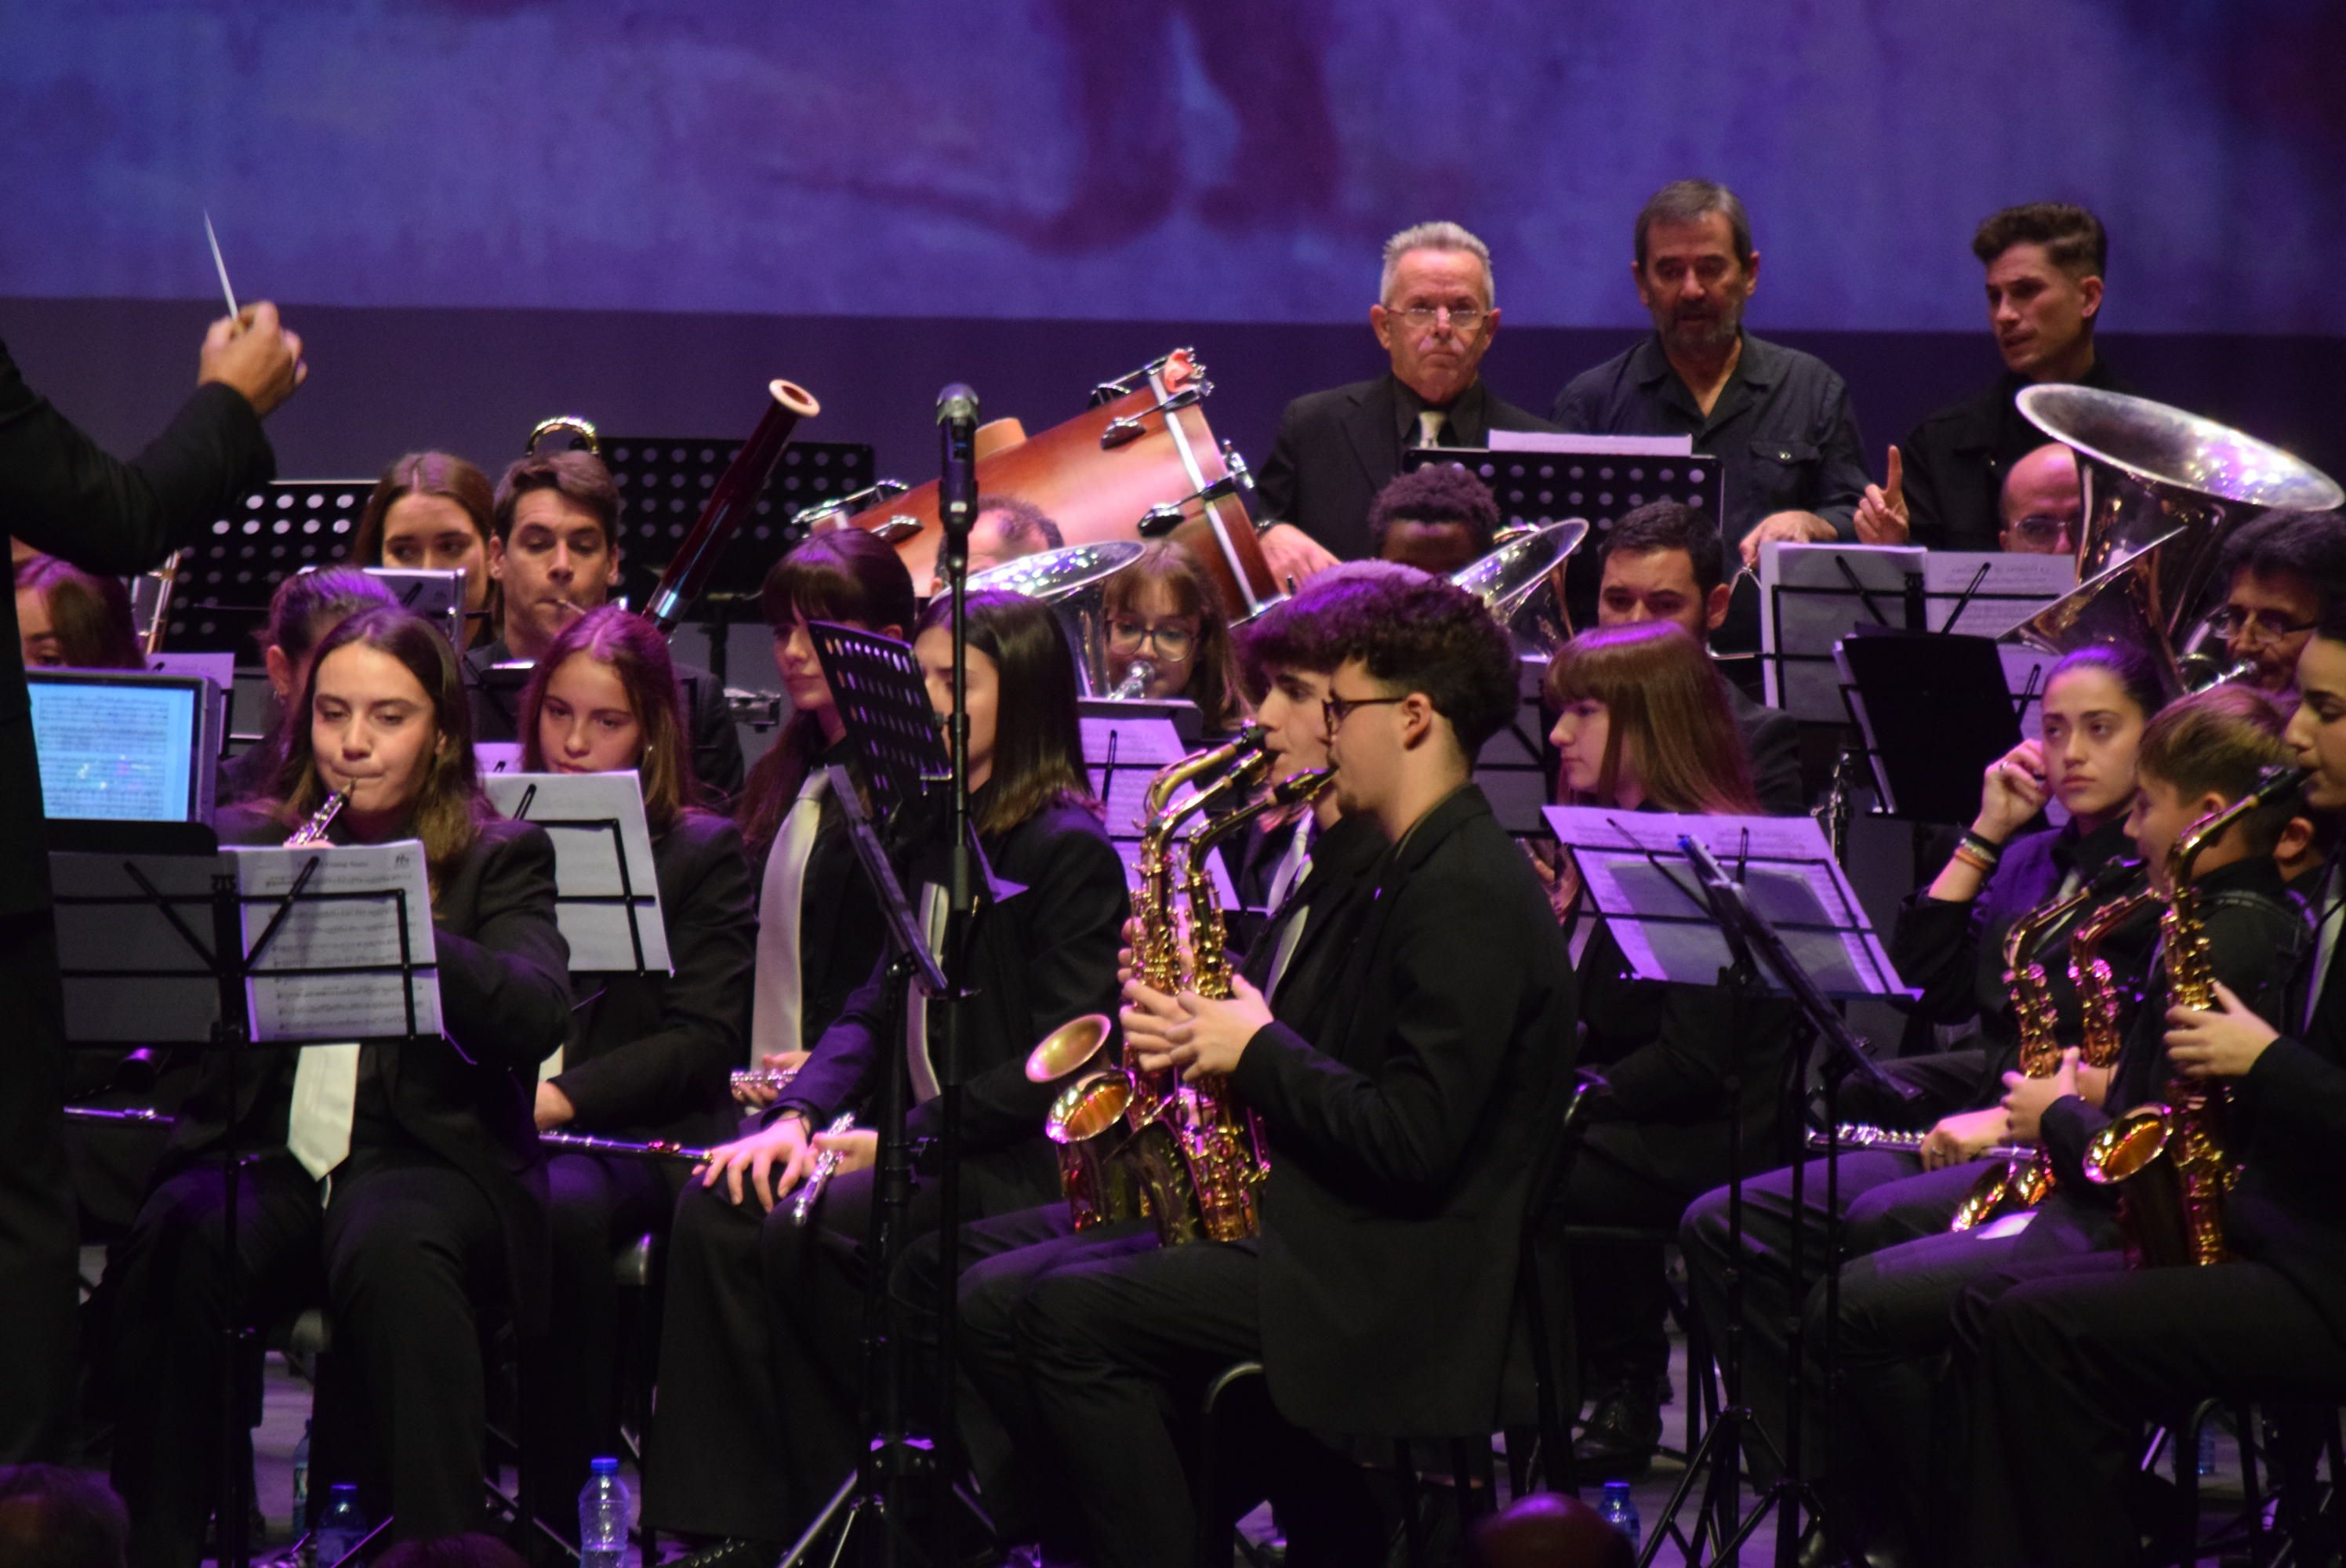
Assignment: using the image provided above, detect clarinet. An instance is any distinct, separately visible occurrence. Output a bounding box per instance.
[283,789,350,847]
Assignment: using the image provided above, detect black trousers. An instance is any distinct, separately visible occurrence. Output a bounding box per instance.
[1017,1239,1389,1568]
[1679,1150,1980,1484]
[108,1145,507,1568]
[0,910,78,1463]
[523,1150,672,1540]
[1956,1254,2346,1568]
[1555,1123,1717,1392]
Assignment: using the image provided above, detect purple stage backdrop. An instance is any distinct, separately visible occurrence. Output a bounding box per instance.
[5,0,2342,492]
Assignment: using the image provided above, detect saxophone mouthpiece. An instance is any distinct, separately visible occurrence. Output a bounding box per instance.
[2253,764,2312,806]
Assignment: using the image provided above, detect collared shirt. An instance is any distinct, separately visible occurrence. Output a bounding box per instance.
[1550,330,1870,552]
[1900,354,2130,551]
[1389,377,1493,451]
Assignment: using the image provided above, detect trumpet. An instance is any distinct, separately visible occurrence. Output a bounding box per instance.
[285,789,349,847]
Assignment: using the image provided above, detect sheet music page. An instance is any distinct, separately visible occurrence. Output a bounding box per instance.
[1757,542,1924,717]
[474,742,525,775]
[483,772,673,974]
[27,679,198,821]
[231,840,441,1041]
[1542,807,1906,997]
[1922,550,2077,636]
[1081,714,1191,838]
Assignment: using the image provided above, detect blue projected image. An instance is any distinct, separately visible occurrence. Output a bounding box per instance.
[28,677,200,823]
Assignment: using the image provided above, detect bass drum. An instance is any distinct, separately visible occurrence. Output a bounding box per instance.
[833,350,1283,623]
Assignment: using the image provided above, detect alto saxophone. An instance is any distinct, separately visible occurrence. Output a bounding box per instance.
[284,789,350,846]
[2083,765,2308,1267]
[1172,767,1337,1244]
[1949,863,2155,1232]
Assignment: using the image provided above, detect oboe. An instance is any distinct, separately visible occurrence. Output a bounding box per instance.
[284,789,350,847]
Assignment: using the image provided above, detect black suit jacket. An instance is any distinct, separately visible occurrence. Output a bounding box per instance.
[1,342,274,914]
[775,797,1130,1215]
[1255,374,1556,561]
[171,806,574,1320]
[462,637,746,801]
[1901,357,2129,552]
[554,811,754,1147]
[1726,681,1805,816]
[1230,786,1576,1436]
[1237,814,1385,1029]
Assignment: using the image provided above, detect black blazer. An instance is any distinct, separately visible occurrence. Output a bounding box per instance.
[1255,374,1556,561]
[1,343,274,915]
[170,805,573,1320]
[554,811,754,1148]
[1229,786,1576,1437]
[1725,681,1805,816]
[1900,358,2130,552]
[775,797,1130,1215]
[461,637,746,801]
[1236,814,1386,1035]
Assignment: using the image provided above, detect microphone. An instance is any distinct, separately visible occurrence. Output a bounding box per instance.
[938,383,980,546]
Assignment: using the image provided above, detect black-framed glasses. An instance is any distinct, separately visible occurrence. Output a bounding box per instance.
[1105,619,1198,660]
[2208,605,2319,644]
[1323,691,1407,728]
[1385,304,1486,332]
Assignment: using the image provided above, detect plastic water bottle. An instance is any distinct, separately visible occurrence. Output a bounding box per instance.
[289,1419,311,1534]
[579,1456,630,1568]
[315,1485,366,1566]
[1600,1479,1642,1552]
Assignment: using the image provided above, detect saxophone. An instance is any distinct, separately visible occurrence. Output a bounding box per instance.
[1949,863,2155,1231]
[1173,768,1338,1243]
[1947,868,2119,1232]
[2083,765,2308,1267]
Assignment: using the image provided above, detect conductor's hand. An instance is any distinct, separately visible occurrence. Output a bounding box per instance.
[1258,523,1341,590]
[2001,1048,2081,1143]
[1974,739,2049,844]
[1854,445,1910,546]
[198,302,306,417]
[1135,976,1273,1083]
[1918,1105,2010,1171]
[695,1112,813,1212]
[2166,982,2281,1081]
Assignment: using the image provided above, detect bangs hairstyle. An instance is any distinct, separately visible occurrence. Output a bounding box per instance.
[2046,642,2171,721]
[1306,568,1518,756]
[1545,621,1757,813]
[916,590,1099,837]
[495,450,622,546]
[2136,685,2293,856]
[739,531,920,857]
[271,606,491,877]
[13,554,143,669]
[520,606,700,831]
[1100,542,1241,731]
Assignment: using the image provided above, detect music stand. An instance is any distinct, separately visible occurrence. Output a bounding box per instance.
[158,480,377,652]
[1756,543,1927,720]
[1835,632,2034,825]
[482,774,671,976]
[1544,808,1912,1568]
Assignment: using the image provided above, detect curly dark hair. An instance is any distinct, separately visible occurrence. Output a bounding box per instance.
[1366,465,1500,560]
[1971,202,2108,279]
[1306,568,1519,755]
[1600,499,1724,600]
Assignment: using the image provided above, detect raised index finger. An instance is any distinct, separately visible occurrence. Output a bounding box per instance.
[1885,444,1904,506]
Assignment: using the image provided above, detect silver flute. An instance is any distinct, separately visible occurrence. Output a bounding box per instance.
[790,1112,859,1226]
[729,1063,801,1098]
[1809,1123,2034,1161]
[284,788,350,846]
[540,1130,714,1163]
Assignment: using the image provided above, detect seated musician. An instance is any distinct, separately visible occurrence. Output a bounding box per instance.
[1537,619,1799,1480]
[1959,608,2346,1567]
[1009,570,1574,1567]
[932,493,1062,593]
[510,604,754,1523]
[348,451,499,648]
[1364,463,1498,574]
[14,552,143,669]
[1828,686,2311,1567]
[1994,442,2083,556]
[220,566,401,801]
[642,589,1128,1555]
[2203,507,2346,697]
[1592,499,1804,814]
[732,529,918,1105]
[107,606,571,1559]
[1680,643,2163,1502]
[1098,540,1244,731]
[463,449,746,798]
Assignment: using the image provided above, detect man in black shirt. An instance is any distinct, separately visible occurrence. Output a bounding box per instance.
[1257,220,1554,570]
[1551,180,1868,592]
[1856,203,2126,552]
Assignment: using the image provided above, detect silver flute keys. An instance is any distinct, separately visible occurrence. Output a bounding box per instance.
[728,1063,801,1097]
[790,1112,859,1226]
[284,789,349,846]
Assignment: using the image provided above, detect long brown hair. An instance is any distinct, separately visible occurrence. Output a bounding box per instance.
[270,606,492,877]
[519,606,701,830]
[1100,542,1242,731]
[350,452,499,644]
[1545,621,1758,814]
[737,531,920,857]
[14,554,143,669]
[916,590,1099,837]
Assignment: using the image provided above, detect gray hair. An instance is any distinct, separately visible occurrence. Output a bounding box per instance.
[1380,221,1495,307]
[1634,180,1754,269]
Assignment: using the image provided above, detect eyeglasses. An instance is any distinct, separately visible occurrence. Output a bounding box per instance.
[1106,619,1197,660]
[1323,691,1407,728]
[2009,515,2075,549]
[1385,305,1487,332]
[2208,605,2319,644]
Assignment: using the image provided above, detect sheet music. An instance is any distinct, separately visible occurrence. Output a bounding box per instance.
[1542,806,1906,998]
[483,772,672,973]
[1080,714,1192,837]
[1922,550,2077,636]
[230,840,441,1040]
[1757,541,1925,718]
[1489,431,1694,457]
[474,742,525,775]
[27,678,198,821]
